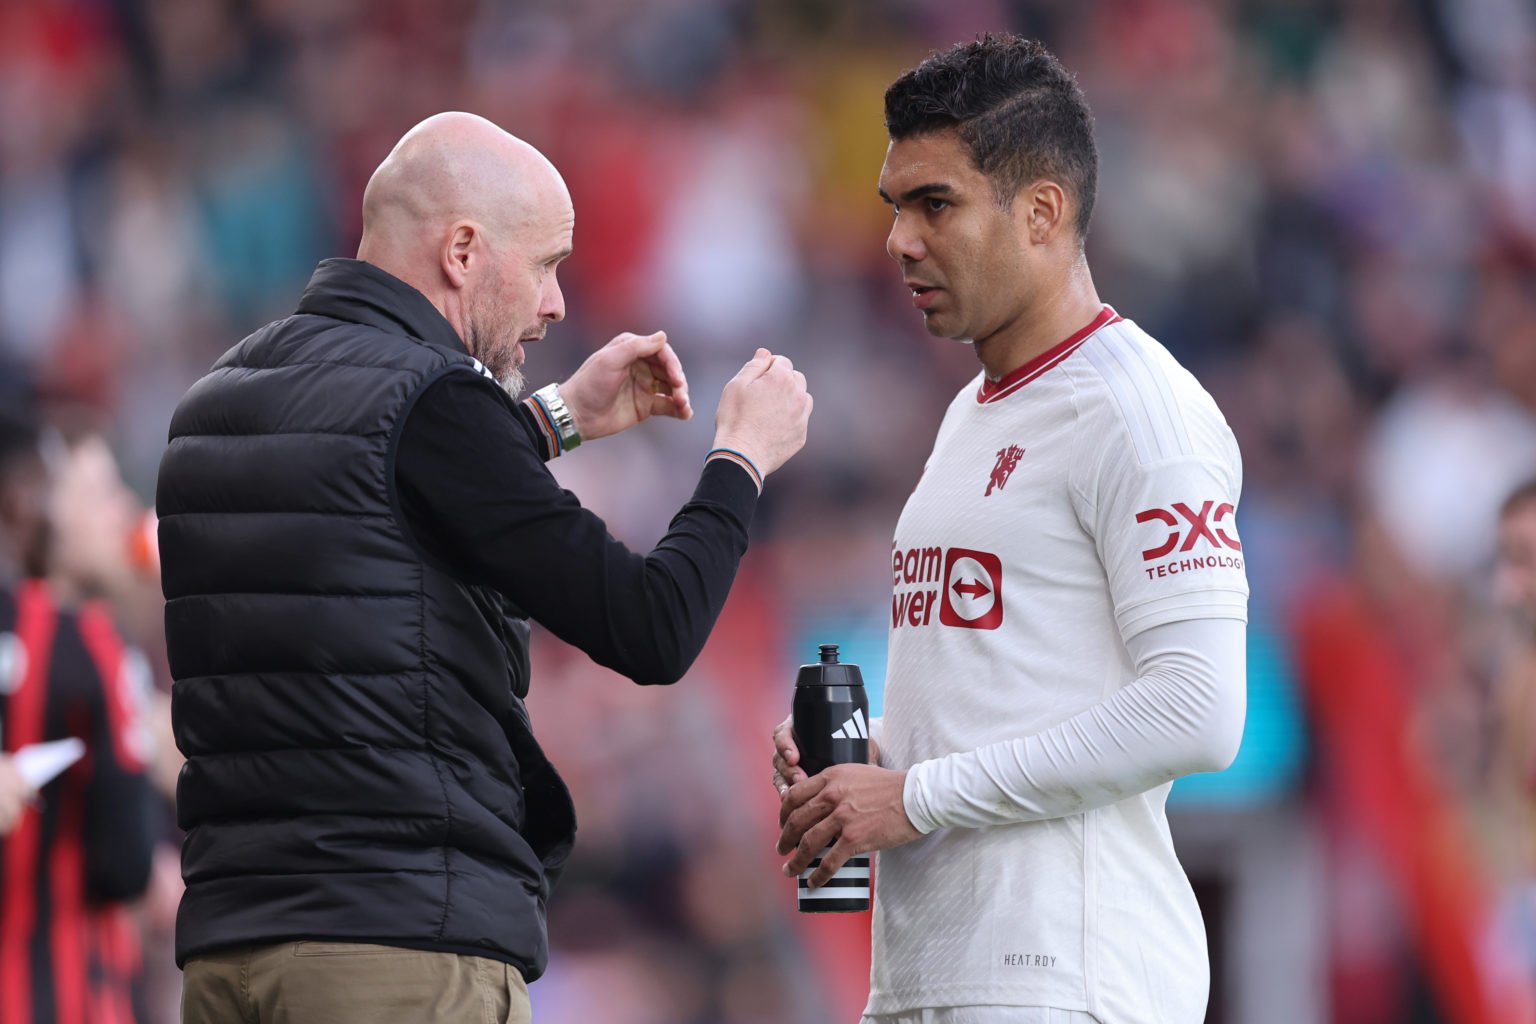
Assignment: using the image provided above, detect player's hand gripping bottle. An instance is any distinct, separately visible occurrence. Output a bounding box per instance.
[792,643,871,913]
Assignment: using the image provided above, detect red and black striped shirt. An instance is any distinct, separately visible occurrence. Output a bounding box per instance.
[0,581,155,1024]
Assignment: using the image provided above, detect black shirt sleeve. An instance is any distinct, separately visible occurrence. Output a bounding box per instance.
[394,370,759,685]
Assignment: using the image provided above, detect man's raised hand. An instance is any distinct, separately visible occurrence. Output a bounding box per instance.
[714,349,813,478]
[559,331,692,442]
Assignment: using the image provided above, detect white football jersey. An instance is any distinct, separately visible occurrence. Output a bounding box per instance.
[872,308,1248,1022]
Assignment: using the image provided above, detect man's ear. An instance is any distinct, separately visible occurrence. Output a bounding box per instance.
[442,221,480,289]
[1021,180,1069,245]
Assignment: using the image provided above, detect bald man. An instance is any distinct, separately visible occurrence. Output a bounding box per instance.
[159,112,812,1024]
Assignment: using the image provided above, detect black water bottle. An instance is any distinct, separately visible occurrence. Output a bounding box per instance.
[791,643,871,913]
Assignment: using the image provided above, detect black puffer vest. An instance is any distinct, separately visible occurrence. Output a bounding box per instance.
[158,259,574,979]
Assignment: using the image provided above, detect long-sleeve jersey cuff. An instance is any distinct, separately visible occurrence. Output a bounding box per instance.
[903,760,942,835]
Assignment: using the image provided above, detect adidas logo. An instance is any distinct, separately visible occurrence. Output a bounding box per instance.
[831,709,869,740]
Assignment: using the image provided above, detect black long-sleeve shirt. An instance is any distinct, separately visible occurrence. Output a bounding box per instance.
[395,372,758,685]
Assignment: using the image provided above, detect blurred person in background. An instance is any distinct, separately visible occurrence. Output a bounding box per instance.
[0,406,158,1024]
[49,437,156,606]
[159,111,812,1024]
[1492,479,1536,977]
[47,436,176,797]
[1493,480,1536,808]
[44,433,183,1024]
[774,36,1246,1024]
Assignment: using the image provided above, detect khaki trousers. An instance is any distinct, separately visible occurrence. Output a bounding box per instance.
[182,942,532,1024]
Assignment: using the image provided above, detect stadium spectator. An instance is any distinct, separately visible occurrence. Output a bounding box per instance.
[1492,479,1536,987]
[0,407,157,1024]
[1493,481,1536,843]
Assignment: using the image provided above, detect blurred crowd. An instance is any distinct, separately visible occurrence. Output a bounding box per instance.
[3,0,1536,1021]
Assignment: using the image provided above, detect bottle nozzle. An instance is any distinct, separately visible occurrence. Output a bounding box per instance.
[818,644,840,664]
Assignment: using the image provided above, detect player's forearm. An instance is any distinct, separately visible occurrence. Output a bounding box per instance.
[902,618,1246,833]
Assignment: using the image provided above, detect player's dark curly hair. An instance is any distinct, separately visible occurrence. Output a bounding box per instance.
[884,34,1098,239]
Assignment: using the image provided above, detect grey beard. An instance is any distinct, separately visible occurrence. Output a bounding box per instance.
[499,367,525,400]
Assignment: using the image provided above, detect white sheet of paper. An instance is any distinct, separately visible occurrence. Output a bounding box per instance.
[13,737,86,788]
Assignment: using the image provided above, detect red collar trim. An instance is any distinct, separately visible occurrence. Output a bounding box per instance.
[976,305,1122,404]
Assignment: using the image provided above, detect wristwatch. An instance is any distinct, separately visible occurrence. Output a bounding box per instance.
[532,383,582,453]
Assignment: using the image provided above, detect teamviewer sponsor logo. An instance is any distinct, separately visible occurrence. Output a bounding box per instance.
[891,543,1004,630]
[939,548,1004,629]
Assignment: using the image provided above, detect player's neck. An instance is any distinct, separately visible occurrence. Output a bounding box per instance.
[977,263,1102,383]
